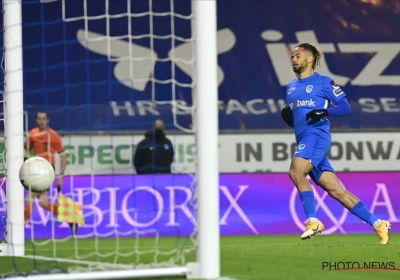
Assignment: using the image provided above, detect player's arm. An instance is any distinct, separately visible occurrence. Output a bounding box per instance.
[280,85,294,127]
[326,97,351,116]
[281,106,294,127]
[306,79,351,121]
[23,143,29,160]
[23,133,33,160]
[54,134,66,176]
[54,134,66,192]
[59,152,67,176]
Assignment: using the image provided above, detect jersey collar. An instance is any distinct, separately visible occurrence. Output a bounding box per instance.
[296,72,319,83]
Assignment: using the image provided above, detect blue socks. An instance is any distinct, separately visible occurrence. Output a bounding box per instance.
[299,191,318,220]
[299,192,380,227]
[350,201,380,227]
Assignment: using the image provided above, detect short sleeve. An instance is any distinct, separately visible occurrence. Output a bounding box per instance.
[53,133,64,154]
[322,78,346,105]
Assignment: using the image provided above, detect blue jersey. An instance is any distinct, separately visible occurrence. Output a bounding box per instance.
[286,72,346,140]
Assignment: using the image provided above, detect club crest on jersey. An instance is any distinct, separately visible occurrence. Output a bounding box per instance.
[306,85,313,93]
[288,87,296,95]
[330,80,343,97]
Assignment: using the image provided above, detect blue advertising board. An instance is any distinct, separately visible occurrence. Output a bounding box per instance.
[1,172,399,238]
[0,0,399,131]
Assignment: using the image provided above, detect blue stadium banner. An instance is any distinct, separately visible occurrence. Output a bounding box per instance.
[1,173,399,238]
[0,0,399,131]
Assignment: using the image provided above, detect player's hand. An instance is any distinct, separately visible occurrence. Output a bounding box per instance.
[280,106,294,127]
[306,109,328,121]
[57,177,64,193]
[281,106,292,116]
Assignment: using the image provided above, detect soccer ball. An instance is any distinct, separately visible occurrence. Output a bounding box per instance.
[19,156,55,192]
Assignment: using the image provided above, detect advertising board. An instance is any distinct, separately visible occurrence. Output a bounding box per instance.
[1,172,398,238]
[54,133,400,175]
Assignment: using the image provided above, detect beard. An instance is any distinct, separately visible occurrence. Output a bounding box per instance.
[293,61,308,74]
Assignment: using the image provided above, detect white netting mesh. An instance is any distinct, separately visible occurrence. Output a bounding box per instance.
[1,0,199,279]
[0,91,29,245]
[71,0,195,133]
[0,96,7,243]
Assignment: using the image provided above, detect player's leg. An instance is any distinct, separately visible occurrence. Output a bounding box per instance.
[38,191,58,216]
[38,190,78,236]
[24,191,40,225]
[317,169,391,244]
[289,134,324,239]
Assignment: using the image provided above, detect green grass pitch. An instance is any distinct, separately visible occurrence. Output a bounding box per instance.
[1,234,400,280]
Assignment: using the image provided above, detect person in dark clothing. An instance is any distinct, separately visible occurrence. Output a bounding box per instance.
[133,119,174,174]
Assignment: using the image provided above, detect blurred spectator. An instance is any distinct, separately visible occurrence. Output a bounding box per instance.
[133,119,174,174]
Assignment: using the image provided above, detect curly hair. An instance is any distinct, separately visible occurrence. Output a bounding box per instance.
[296,43,324,70]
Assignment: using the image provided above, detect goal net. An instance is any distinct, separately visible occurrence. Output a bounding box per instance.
[1,0,220,279]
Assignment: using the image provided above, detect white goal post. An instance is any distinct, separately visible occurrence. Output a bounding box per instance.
[2,0,220,279]
[3,0,25,259]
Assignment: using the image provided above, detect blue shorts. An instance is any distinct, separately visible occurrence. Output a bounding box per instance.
[293,132,335,185]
